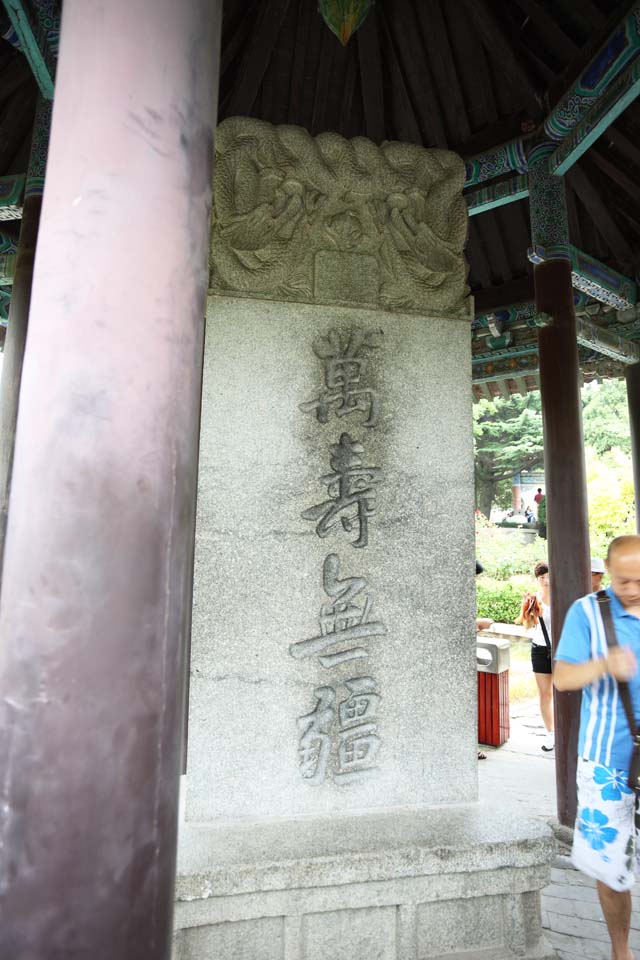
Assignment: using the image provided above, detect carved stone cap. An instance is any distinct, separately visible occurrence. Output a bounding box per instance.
[210,117,471,318]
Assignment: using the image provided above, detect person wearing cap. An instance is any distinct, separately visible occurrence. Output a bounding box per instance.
[554,536,640,960]
[591,556,605,593]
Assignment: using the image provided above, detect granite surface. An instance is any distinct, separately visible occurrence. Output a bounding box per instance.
[186,295,476,822]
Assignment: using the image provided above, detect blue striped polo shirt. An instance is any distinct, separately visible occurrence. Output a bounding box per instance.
[555,588,640,771]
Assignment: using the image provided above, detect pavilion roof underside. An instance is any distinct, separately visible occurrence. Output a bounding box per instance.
[218,0,640,395]
[0,0,638,396]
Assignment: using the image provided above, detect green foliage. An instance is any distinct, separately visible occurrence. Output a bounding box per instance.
[586,446,635,548]
[475,512,545,579]
[582,380,631,456]
[474,392,544,516]
[476,580,524,623]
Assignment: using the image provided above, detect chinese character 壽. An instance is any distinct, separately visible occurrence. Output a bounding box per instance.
[302,433,381,548]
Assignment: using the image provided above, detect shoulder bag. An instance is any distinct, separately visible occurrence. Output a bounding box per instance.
[596,590,640,793]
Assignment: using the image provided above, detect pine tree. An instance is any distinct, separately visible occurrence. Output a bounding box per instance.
[474,392,545,517]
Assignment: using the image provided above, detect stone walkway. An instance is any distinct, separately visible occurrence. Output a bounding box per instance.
[478,697,640,959]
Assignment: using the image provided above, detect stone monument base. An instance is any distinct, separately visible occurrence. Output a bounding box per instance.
[173,803,556,960]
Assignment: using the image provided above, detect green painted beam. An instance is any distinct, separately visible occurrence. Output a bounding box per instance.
[576,315,640,364]
[1,0,55,99]
[0,173,25,221]
[549,59,640,175]
[466,174,529,216]
[0,253,16,285]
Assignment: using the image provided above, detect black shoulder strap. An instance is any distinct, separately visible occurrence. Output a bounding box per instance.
[539,616,551,652]
[596,590,638,737]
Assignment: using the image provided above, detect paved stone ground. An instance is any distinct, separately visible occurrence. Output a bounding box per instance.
[478,696,640,959]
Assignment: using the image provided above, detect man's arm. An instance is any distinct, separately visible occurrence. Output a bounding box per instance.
[554,647,637,691]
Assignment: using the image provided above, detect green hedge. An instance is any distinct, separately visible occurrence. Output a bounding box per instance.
[476,581,523,624]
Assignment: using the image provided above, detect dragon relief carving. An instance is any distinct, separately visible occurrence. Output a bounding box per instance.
[210,117,470,317]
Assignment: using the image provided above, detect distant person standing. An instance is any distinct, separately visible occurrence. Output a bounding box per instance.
[515,561,554,752]
[591,556,605,593]
[534,487,544,507]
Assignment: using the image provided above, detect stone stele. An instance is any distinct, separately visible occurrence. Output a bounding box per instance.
[176,118,555,960]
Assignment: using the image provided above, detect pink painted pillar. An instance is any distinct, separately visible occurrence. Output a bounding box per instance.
[0,2,221,957]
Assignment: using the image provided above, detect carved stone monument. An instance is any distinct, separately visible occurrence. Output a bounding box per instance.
[175,119,555,960]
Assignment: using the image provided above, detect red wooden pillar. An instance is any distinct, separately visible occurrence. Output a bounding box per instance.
[0,2,221,957]
[528,139,590,828]
[626,362,640,533]
[0,96,51,575]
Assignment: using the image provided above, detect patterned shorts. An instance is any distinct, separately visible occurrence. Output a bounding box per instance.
[572,758,640,892]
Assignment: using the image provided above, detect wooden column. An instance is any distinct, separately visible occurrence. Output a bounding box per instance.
[0,96,51,576]
[528,139,591,828]
[626,362,640,533]
[0,2,221,958]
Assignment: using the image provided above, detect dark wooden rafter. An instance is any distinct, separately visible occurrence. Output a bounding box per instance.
[356,9,385,143]
[310,22,334,134]
[476,212,512,285]
[413,0,471,144]
[590,145,640,206]
[288,0,312,124]
[0,81,37,173]
[568,161,633,265]
[467,219,493,290]
[220,0,263,77]
[377,8,421,143]
[443,1,497,134]
[385,0,448,147]
[512,0,581,64]
[225,0,293,116]
[565,182,583,247]
[462,0,544,104]
[339,44,358,138]
[474,276,535,313]
[606,122,640,172]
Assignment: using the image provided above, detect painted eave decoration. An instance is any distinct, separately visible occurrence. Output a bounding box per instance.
[318,0,374,45]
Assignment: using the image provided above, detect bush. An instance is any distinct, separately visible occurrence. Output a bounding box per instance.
[476,580,525,623]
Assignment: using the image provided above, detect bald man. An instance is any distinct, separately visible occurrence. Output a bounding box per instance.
[555,535,640,960]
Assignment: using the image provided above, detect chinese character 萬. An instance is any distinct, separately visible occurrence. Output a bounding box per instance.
[299,328,381,427]
[289,553,387,667]
[297,686,336,785]
[302,433,381,548]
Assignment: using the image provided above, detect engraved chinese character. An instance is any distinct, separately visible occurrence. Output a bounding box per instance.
[299,328,381,427]
[297,686,335,785]
[289,554,387,667]
[335,677,381,780]
[302,433,381,548]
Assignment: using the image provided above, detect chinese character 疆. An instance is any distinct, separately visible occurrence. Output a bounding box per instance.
[296,686,336,785]
[336,677,381,779]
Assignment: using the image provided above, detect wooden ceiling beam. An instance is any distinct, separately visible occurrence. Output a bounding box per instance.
[287,0,312,124]
[568,161,633,265]
[511,0,580,63]
[225,0,293,117]
[310,24,333,135]
[467,220,493,291]
[462,0,544,103]
[414,0,471,144]
[477,214,513,286]
[606,123,640,171]
[386,0,448,148]
[473,276,535,313]
[377,10,421,144]
[356,9,385,143]
[589,146,640,207]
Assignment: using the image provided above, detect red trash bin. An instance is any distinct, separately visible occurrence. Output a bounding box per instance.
[477,637,510,747]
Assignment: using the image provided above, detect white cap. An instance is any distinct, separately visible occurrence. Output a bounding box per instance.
[591,556,605,574]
